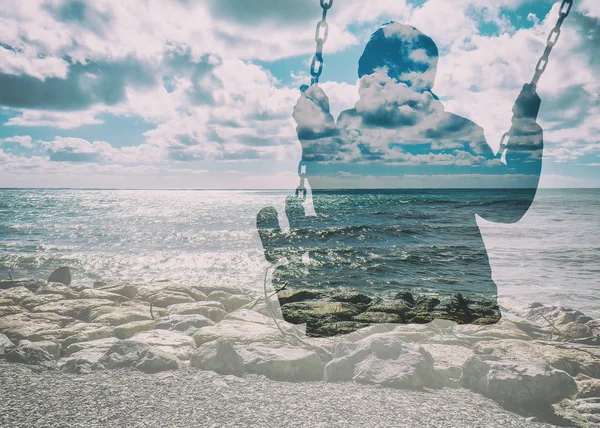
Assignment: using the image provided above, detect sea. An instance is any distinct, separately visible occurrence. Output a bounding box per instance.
[0,188,598,318]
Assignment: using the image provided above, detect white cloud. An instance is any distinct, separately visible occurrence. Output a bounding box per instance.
[0,135,33,148]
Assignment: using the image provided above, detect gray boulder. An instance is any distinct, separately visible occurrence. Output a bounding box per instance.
[156,314,215,335]
[47,267,72,286]
[190,339,244,376]
[236,341,324,381]
[462,355,577,410]
[2,346,56,370]
[324,331,435,388]
[97,340,151,370]
[135,348,180,373]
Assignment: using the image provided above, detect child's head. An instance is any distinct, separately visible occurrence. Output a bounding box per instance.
[358,23,438,95]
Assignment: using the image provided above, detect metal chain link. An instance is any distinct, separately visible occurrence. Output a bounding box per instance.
[499,0,573,155]
[531,0,573,87]
[296,0,334,201]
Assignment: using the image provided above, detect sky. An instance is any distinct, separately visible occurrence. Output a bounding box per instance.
[0,0,598,188]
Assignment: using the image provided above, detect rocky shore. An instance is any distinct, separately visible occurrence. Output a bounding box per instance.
[0,269,599,427]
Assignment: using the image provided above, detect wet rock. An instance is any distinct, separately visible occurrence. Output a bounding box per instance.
[461,356,577,410]
[129,330,196,360]
[394,291,416,306]
[114,321,156,340]
[276,289,325,306]
[330,292,372,306]
[236,341,324,381]
[135,347,179,373]
[156,314,215,335]
[0,286,36,305]
[353,312,403,324]
[2,346,56,370]
[47,267,71,286]
[281,300,361,335]
[190,339,244,376]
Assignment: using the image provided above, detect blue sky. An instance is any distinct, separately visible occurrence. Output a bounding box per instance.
[0,0,598,188]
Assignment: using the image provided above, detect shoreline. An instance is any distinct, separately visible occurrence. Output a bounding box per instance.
[1,274,599,427]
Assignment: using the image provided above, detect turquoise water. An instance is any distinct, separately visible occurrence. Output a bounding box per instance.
[0,188,598,318]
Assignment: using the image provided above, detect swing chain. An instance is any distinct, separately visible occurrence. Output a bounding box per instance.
[296,0,334,201]
[531,0,573,87]
[310,0,333,86]
[499,0,573,155]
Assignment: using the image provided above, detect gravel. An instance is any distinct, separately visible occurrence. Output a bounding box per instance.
[0,361,556,428]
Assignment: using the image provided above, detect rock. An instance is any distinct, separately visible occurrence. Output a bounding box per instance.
[78,289,128,303]
[576,378,600,399]
[0,313,70,342]
[97,340,150,370]
[28,323,114,349]
[222,294,253,313]
[114,321,156,340]
[20,293,67,311]
[96,283,138,300]
[130,330,196,360]
[461,355,577,410]
[324,331,435,389]
[190,340,244,376]
[31,299,115,320]
[135,348,180,373]
[554,397,600,427]
[0,333,15,355]
[156,314,215,335]
[421,344,474,387]
[64,337,120,358]
[164,302,227,322]
[0,306,25,317]
[192,311,285,346]
[17,340,61,360]
[473,340,600,378]
[236,341,324,381]
[280,301,362,329]
[2,346,56,370]
[148,291,196,308]
[394,291,416,306]
[47,267,71,286]
[206,290,233,302]
[60,359,95,374]
[159,284,207,302]
[0,279,45,292]
[0,286,36,305]
[276,289,326,306]
[330,292,373,306]
[88,304,155,326]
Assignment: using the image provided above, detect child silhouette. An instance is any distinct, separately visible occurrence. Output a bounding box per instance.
[257,22,543,336]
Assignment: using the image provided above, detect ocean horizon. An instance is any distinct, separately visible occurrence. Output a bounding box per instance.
[1,188,598,318]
